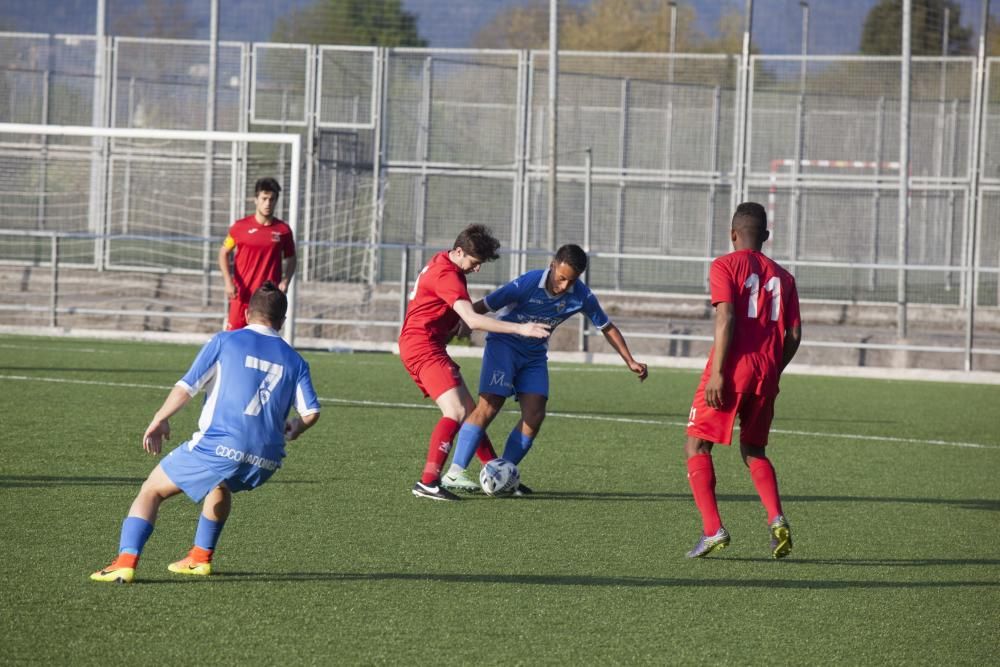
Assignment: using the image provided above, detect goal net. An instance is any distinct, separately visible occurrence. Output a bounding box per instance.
[0,122,305,343]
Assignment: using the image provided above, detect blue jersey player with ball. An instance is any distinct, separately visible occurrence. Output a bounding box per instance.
[91,282,321,583]
[442,244,648,494]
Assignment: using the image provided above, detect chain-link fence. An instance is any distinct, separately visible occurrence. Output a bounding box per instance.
[0,30,998,370]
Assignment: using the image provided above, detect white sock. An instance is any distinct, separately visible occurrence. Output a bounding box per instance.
[445,463,466,478]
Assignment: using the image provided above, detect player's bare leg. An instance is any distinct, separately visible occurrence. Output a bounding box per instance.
[169,484,233,576]
[741,443,791,558]
[684,437,730,558]
[443,392,506,492]
[91,464,182,583]
[498,393,546,495]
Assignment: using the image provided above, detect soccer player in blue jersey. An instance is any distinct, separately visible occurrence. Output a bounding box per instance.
[442,244,648,493]
[90,282,321,583]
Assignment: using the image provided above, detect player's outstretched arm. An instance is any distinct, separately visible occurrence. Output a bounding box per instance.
[601,323,648,381]
[285,412,320,442]
[142,385,192,455]
[453,300,550,339]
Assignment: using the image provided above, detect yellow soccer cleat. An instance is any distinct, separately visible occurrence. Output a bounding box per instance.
[167,555,213,576]
[90,565,135,584]
[769,515,793,559]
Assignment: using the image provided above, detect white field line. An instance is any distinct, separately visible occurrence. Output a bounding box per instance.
[0,343,126,354]
[1,373,996,450]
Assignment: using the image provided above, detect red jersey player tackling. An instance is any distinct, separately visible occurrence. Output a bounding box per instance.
[218,177,296,330]
[683,202,802,559]
[400,225,550,501]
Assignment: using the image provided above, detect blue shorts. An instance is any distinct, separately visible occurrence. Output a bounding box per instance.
[479,338,548,398]
[160,443,278,503]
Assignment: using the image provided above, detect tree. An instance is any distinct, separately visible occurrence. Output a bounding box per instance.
[272,0,426,47]
[860,0,973,55]
[989,15,1000,56]
[473,0,744,54]
[109,0,198,39]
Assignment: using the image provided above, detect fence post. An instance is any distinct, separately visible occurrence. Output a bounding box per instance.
[897,1,912,339]
[579,148,592,352]
[870,96,885,290]
[732,0,754,210]
[49,233,59,328]
[399,244,410,326]
[964,0,992,371]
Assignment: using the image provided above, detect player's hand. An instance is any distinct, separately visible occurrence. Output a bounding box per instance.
[142,418,170,455]
[518,322,551,339]
[629,360,648,382]
[285,417,304,441]
[278,279,289,293]
[224,281,238,300]
[704,373,725,410]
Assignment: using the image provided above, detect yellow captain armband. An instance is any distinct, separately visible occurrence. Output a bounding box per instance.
[222,235,236,250]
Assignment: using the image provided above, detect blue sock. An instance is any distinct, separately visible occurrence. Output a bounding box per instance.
[502,428,534,465]
[193,515,226,551]
[452,423,483,470]
[118,517,154,556]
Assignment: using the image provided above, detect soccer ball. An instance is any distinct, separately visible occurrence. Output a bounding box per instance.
[479,458,520,496]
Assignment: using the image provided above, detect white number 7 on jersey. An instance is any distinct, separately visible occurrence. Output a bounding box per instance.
[244,355,284,416]
[743,273,781,321]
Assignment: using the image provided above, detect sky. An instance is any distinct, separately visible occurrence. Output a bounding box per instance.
[1,0,994,54]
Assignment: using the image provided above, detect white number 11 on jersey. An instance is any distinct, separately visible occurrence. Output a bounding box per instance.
[244,355,284,416]
[743,273,781,321]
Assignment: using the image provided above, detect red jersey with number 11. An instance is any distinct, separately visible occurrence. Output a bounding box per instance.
[702,248,800,397]
[399,251,471,355]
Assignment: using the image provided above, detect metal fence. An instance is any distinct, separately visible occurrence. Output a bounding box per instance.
[0,32,998,370]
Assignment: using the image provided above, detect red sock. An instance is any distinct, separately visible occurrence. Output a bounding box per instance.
[748,456,783,523]
[687,454,722,536]
[475,434,497,464]
[421,417,460,485]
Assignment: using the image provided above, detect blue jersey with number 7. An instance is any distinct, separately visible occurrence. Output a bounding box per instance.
[176,324,320,467]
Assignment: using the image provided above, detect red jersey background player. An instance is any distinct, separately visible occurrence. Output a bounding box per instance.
[399,225,550,501]
[218,177,296,330]
[683,202,802,559]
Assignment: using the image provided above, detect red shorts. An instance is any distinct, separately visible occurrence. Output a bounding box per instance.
[400,346,463,400]
[226,300,249,330]
[686,376,775,446]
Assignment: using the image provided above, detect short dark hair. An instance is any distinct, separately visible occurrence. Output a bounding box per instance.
[254,177,282,196]
[553,244,588,273]
[248,281,287,326]
[453,224,500,262]
[732,202,767,231]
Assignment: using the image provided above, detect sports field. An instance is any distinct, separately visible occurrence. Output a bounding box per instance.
[1,334,998,664]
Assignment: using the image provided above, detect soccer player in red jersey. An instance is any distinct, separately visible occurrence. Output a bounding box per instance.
[683,202,802,559]
[218,177,296,330]
[400,225,551,501]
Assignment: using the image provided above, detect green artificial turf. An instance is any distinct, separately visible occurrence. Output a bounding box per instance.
[1,335,997,664]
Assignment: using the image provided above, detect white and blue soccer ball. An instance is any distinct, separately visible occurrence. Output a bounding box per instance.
[479,458,520,496]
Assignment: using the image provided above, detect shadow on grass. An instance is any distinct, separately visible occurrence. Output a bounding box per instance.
[520,490,1000,511]
[131,570,1000,589]
[725,557,1000,567]
[0,475,320,488]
